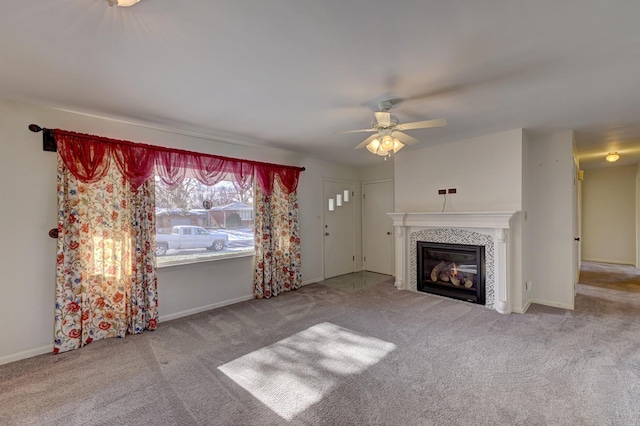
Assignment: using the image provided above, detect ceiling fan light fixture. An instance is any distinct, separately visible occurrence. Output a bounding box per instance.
[392,139,405,153]
[106,0,141,7]
[381,135,394,151]
[606,152,620,162]
[366,139,381,154]
[344,100,447,158]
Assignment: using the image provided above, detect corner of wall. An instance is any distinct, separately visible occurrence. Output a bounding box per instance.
[521,130,532,309]
[509,211,525,313]
[523,131,575,309]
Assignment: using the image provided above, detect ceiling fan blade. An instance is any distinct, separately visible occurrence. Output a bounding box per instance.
[391,131,418,146]
[396,118,447,131]
[335,128,376,134]
[354,134,379,150]
[374,111,391,127]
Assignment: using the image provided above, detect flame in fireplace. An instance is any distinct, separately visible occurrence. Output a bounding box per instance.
[450,263,457,277]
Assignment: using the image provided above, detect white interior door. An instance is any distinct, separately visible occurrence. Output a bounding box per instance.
[363,180,394,275]
[323,179,355,279]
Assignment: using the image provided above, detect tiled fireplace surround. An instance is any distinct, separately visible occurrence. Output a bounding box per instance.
[388,212,517,314]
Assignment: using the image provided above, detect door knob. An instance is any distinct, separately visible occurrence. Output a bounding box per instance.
[325,232,330,236]
[387,232,391,235]
[574,237,580,241]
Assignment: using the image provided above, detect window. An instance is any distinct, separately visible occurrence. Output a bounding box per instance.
[239,209,254,221]
[155,173,254,266]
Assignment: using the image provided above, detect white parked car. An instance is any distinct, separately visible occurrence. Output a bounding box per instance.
[156,225,228,256]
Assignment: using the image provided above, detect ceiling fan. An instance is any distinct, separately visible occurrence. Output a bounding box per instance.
[338,100,446,157]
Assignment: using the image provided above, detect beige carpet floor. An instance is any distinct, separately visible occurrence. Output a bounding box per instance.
[1,263,639,425]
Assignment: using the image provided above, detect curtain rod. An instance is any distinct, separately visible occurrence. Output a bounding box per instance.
[28,124,306,172]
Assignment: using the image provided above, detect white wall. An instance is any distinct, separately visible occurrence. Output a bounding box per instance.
[637,162,640,268]
[0,98,360,364]
[394,129,523,212]
[392,129,526,312]
[581,165,637,265]
[360,160,394,182]
[523,131,575,310]
[301,157,363,277]
[0,97,581,362]
[393,128,577,313]
[0,101,58,365]
[520,130,532,310]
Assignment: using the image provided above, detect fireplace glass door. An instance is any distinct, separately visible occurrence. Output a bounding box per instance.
[416,241,485,305]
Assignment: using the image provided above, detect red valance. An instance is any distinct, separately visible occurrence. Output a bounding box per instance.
[54,129,302,195]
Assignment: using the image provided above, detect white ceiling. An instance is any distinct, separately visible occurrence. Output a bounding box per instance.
[2,1,640,169]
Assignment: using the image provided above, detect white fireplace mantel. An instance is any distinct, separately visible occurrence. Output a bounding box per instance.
[388,211,516,230]
[388,211,518,314]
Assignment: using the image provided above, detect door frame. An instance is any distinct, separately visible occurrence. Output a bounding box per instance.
[573,157,582,295]
[322,178,356,279]
[361,178,394,275]
[636,169,640,268]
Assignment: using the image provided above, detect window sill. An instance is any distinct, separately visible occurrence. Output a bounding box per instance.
[157,250,255,270]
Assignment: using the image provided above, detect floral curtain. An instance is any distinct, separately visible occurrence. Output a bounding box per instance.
[54,154,158,353]
[51,128,303,350]
[254,176,302,298]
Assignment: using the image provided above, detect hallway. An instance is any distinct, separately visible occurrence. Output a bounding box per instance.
[579,261,640,293]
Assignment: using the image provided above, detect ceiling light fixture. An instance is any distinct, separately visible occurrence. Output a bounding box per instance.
[365,134,405,159]
[106,0,141,7]
[606,152,620,162]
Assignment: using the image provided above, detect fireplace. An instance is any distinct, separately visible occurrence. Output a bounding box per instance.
[388,212,517,314]
[416,241,485,305]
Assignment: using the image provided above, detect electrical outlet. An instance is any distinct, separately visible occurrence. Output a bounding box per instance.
[525,281,532,291]
[448,188,457,194]
[438,189,446,195]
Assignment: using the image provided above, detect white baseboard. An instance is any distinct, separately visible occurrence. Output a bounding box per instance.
[302,276,323,286]
[512,300,532,314]
[529,298,574,311]
[160,294,254,322]
[2,294,264,366]
[582,258,635,266]
[0,344,52,366]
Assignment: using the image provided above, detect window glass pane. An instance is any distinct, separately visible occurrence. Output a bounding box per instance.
[155,173,254,266]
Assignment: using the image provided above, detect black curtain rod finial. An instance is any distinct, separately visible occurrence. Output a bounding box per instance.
[29,124,43,133]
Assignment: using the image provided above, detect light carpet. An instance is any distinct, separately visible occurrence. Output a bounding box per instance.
[1,266,639,425]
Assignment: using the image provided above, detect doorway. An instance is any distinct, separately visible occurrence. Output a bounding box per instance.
[573,159,582,294]
[362,179,394,275]
[323,179,355,279]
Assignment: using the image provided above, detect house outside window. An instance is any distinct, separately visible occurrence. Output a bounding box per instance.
[239,209,254,221]
[155,174,254,266]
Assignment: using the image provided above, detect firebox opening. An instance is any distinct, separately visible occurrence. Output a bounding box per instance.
[416,241,485,305]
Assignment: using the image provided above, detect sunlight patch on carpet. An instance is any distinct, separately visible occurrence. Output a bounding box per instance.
[218,322,396,420]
